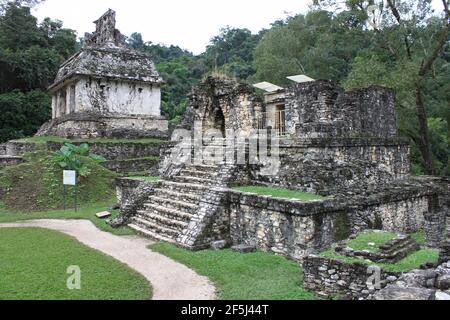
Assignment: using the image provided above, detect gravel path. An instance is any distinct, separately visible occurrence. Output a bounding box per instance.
[0,219,216,300]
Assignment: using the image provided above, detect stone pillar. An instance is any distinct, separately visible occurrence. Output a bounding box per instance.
[55,92,61,118]
[439,240,450,264]
[51,95,57,119]
[424,195,446,248]
[65,86,71,115]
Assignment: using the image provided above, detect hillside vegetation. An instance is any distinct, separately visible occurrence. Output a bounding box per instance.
[0,151,116,212]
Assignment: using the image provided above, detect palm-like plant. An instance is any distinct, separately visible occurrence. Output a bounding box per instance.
[53,143,106,177]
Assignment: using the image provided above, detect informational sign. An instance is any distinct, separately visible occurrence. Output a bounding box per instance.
[63,170,76,186]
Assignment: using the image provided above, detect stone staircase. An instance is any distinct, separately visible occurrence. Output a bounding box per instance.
[127,163,222,244]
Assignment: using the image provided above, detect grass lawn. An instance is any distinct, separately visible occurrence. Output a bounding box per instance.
[18,136,166,145]
[232,186,325,201]
[344,230,397,253]
[150,242,317,300]
[320,231,439,273]
[0,228,151,300]
[0,201,135,236]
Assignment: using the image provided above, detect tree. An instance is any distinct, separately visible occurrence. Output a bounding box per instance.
[0,2,77,142]
[253,10,369,85]
[127,32,144,50]
[336,0,450,175]
[203,27,261,80]
[0,90,51,141]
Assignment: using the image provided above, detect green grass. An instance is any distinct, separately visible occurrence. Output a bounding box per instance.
[150,242,317,300]
[345,231,397,253]
[320,230,439,273]
[18,136,166,145]
[127,176,161,182]
[321,248,439,273]
[0,228,151,300]
[232,186,325,201]
[0,201,135,236]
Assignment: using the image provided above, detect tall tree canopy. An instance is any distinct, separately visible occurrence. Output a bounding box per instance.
[0,1,77,142]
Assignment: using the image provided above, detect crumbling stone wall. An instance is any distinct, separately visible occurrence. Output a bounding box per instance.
[252,138,410,195]
[303,255,399,300]
[180,76,263,137]
[285,81,398,139]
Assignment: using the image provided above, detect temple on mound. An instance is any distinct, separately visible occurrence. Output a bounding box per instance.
[37,9,168,139]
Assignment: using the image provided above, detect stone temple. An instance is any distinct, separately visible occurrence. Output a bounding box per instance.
[114,76,449,261]
[37,9,168,139]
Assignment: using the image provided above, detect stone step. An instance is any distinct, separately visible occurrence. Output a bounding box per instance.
[130,216,180,238]
[153,188,202,204]
[136,210,188,229]
[143,203,194,221]
[172,175,216,186]
[146,195,198,214]
[160,180,210,192]
[179,169,217,180]
[379,238,418,256]
[187,164,219,173]
[380,242,421,262]
[128,223,177,244]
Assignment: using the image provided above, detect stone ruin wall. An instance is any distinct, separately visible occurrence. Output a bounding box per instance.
[303,255,399,300]
[252,139,410,195]
[285,80,398,139]
[180,77,263,138]
[38,112,168,139]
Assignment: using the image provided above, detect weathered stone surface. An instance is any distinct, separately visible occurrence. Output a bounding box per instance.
[231,244,257,254]
[435,275,450,291]
[303,255,399,300]
[373,286,435,300]
[37,9,168,140]
[434,291,450,300]
[96,211,111,219]
[211,240,227,250]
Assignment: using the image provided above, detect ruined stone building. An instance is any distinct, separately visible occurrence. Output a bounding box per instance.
[37,10,168,139]
[115,76,449,261]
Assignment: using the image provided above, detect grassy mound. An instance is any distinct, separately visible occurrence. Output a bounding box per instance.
[0,228,151,300]
[0,151,117,212]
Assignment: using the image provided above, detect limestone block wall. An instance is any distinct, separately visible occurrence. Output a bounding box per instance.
[351,197,429,234]
[38,113,168,139]
[228,192,350,260]
[285,81,398,139]
[253,138,410,195]
[116,177,147,205]
[46,141,162,161]
[303,255,399,299]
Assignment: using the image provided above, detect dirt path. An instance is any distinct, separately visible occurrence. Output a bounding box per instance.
[0,219,216,300]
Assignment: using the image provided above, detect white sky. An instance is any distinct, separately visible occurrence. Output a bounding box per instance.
[32,0,445,55]
[32,0,311,54]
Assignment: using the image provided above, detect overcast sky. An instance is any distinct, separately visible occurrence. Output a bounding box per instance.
[32,0,311,54]
[32,0,445,55]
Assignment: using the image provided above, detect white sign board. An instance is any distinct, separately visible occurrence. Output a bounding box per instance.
[63,170,76,186]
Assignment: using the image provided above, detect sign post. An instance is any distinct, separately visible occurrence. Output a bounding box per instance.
[63,170,77,212]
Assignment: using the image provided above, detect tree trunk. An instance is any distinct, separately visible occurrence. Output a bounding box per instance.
[415,82,435,175]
